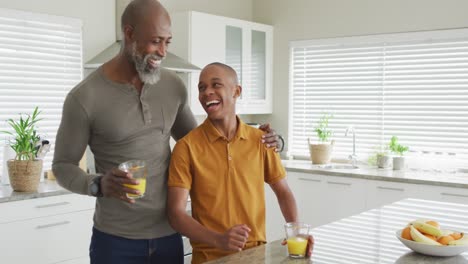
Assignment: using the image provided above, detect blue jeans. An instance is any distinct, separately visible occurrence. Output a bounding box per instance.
[90,227,184,264]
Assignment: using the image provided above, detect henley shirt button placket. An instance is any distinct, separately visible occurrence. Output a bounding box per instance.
[227,142,232,161]
[141,100,152,124]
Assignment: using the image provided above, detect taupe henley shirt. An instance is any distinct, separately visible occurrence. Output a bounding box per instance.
[52,67,197,239]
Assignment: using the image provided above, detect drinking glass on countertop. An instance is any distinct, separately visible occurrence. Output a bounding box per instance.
[118,160,147,199]
[285,222,310,258]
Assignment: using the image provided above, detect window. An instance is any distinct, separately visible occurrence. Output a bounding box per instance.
[0,8,82,175]
[289,29,468,166]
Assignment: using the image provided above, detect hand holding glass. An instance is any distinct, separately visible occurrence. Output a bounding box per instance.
[285,222,310,258]
[118,160,147,199]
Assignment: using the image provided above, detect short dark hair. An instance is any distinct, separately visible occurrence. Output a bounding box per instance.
[205,62,239,85]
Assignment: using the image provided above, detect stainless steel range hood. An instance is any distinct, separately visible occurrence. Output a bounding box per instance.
[84,0,200,73]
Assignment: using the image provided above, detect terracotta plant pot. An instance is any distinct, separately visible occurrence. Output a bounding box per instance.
[308,139,334,164]
[7,159,43,192]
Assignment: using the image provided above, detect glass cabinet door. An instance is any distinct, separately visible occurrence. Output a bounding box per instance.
[250,30,266,100]
[225,26,243,86]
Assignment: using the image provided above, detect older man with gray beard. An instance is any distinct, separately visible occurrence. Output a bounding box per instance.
[52,0,279,263]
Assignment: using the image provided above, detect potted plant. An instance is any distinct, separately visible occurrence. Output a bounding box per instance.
[389,136,409,170]
[368,146,392,169]
[1,107,43,191]
[308,113,334,164]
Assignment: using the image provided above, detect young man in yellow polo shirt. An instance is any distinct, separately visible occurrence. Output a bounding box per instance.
[167,62,301,263]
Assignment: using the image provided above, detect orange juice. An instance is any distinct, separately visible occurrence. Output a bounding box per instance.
[124,178,146,199]
[287,236,307,257]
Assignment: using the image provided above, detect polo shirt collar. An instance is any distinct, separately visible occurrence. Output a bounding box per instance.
[202,116,248,143]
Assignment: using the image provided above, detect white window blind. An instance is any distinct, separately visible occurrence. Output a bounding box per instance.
[289,29,468,163]
[0,8,82,176]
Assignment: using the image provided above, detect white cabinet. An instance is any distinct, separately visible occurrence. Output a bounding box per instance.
[171,11,273,115]
[366,180,420,209]
[265,183,283,242]
[415,185,468,204]
[285,172,366,228]
[287,172,326,228]
[0,194,95,264]
[56,257,89,264]
[321,175,367,224]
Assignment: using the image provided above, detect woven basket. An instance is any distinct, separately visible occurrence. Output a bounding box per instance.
[308,139,334,164]
[7,159,43,192]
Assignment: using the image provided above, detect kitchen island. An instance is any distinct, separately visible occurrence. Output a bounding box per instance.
[208,198,468,263]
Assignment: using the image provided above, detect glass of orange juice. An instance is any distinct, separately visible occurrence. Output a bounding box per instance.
[284,222,310,258]
[118,160,147,199]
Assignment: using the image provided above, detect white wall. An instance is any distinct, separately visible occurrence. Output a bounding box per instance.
[251,0,468,153]
[0,0,253,62]
[161,0,253,21]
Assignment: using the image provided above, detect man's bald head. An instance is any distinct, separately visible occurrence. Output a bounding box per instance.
[203,62,240,86]
[121,0,170,32]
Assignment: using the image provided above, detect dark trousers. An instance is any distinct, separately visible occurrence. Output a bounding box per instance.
[90,227,184,264]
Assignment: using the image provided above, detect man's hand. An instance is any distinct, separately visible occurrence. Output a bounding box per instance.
[258,123,283,152]
[216,224,251,252]
[281,235,314,258]
[100,168,141,203]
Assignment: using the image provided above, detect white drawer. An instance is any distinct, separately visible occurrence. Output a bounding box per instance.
[417,185,468,205]
[0,209,94,264]
[56,256,89,264]
[0,194,95,223]
[182,236,192,256]
[184,254,192,264]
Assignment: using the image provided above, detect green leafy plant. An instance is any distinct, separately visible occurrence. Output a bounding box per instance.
[1,107,42,160]
[314,113,333,142]
[389,136,409,156]
[367,145,390,166]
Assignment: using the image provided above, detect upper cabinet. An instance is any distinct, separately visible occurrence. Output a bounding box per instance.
[171,11,273,115]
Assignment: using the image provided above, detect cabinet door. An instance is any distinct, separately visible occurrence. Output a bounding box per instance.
[184,254,192,264]
[171,11,273,115]
[0,193,95,224]
[265,183,283,242]
[0,209,94,264]
[189,12,226,115]
[56,256,89,264]
[237,23,273,114]
[321,175,367,224]
[287,172,326,228]
[416,185,468,205]
[366,180,420,210]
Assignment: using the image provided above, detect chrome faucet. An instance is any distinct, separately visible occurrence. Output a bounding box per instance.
[345,126,358,167]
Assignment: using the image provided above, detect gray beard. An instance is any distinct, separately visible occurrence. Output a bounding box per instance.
[131,44,162,85]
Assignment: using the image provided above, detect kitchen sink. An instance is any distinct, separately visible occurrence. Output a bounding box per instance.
[319,164,359,170]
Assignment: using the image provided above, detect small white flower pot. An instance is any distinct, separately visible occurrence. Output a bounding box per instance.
[393,156,405,170]
[377,155,392,169]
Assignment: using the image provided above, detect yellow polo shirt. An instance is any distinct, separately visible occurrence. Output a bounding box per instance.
[168,117,286,263]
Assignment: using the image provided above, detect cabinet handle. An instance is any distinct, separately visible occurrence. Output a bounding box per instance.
[298,177,321,183]
[377,186,405,192]
[36,220,70,229]
[441,193,468,198]
[327,181,351,186]
[35,201,70,208]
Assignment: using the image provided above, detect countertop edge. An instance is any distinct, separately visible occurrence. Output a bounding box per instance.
[285,167,468,189]
[0,180,71,203]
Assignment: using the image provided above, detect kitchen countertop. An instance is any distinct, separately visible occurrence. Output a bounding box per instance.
[207,198,468,264]
[0,179,69,203]
[282,160,468,188]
